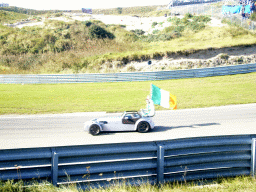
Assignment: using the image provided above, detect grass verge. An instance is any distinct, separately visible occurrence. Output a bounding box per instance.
[0,72,255,115]
[1,176,256,191]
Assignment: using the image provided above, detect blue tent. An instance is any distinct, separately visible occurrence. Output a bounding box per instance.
[244,4,251,13]
[222,5,241,14]
[222,5,251,14]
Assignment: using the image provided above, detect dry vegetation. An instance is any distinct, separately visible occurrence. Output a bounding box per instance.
[1,176,256,192]
[1,6,256,75]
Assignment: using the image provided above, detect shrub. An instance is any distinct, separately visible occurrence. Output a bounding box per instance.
[127,65,136,72]
[193,15,211,23]
[43,33,57,44]
[163,26,175,33]
[188,21,205,32]
[55,13,62,17]
[17,54,39,70]
[226,26,249,37]
[158,33,173,41]
[221,18,231,25]
[181,17,189,25]
[219,54,229,60]
[117,7,122,14]
[152,29,160,34]
[250,12,256,21]
[88,25,115,39]
[174,25,185,33]
[131,29,145,36]
[184,13,193,19]
[113,30,138,42]
[54,39,72,52]
[169,31,181,38]
[151,21,158,28]
[235,56,243,63]
[84,20,92,27]
[168,17,181,25]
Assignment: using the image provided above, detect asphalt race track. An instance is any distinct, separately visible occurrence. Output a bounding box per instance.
[1,104,256,150]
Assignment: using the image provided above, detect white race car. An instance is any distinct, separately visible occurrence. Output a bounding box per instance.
[84,111,155,135]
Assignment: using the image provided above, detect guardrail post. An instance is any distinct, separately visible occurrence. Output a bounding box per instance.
[157,144,165,184]
[51,148,59,186]
[251,138,256,176]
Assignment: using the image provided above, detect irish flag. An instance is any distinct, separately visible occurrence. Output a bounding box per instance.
[151,84,177,109]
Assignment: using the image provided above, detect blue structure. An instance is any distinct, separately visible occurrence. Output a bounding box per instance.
[82,8,92,14]
[222,5,252,14]
[0,3,9,7]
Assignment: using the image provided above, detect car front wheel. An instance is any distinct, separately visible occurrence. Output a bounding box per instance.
[89,124,101,135]
[137,121,150,133]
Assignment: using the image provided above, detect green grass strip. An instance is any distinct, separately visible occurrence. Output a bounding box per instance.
[0,72,255,115]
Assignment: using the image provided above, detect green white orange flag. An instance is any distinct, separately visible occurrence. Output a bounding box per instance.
[151,84,177,109]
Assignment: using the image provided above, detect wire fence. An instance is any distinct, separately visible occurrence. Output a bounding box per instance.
[168,2,223,16]
[222,13,256,30]
[168,1,256,31]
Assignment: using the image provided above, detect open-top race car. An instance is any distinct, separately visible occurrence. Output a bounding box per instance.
[84,85,177,136]
[84,111,155,135]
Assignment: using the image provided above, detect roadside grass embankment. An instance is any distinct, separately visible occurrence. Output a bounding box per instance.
[1,176,256,192]
[0,72,255,115]
[1,12,256,74]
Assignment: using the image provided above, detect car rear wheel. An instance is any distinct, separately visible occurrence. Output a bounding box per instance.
[89,124,101,135]
[137,121,150,133]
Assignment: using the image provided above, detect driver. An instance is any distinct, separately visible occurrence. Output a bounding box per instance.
[141,96,155,117]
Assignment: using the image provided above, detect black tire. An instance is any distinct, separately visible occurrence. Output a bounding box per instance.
[89,124,101,135]
[137,121,150,133]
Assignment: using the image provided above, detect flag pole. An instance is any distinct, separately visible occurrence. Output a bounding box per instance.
[150,83,152,99]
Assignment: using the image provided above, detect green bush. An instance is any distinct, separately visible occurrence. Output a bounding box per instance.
[250,12,256,21]
[163,26,175,33]
[117,7,123,14]
[131,29,145,36]
[54,39,72,52]
[193,15,211,23]
[55,13,62,17]
[43,33,57,44]
[151,21,158,28]
[181,17,190,25]
[188,21,205,32]
[88,24,115,39]
[115,30,138,42]
[18,54,39,70]
[168,17,181,25]
[152,29,160,34]
[219,53,229,60]
[174,25,185,33]
[84,20,92,27]
[226,26,249,37]
[184,13,193,19]
[166,16,208,33]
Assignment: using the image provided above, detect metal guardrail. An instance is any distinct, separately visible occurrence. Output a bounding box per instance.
[0,63,256,84]
[0,134,256,189]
